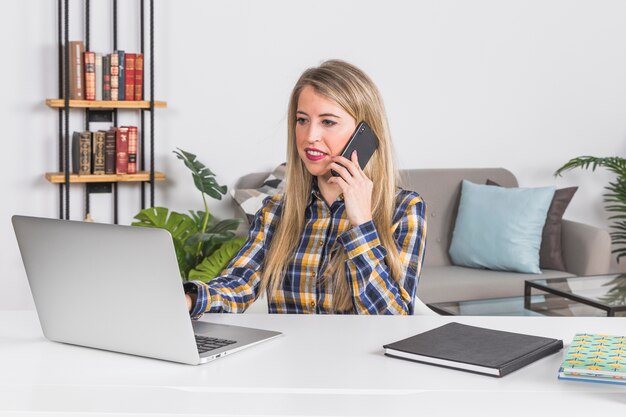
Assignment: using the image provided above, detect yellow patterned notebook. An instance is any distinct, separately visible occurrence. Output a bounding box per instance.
[558,333,626,385]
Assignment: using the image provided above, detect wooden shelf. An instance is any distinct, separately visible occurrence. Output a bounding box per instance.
[45,171,166,184]
[45,99,167,109]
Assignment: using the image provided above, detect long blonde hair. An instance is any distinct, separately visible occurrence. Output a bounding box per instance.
[260,60,403,312]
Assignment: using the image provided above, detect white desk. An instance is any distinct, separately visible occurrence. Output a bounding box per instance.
[0,311,624,416]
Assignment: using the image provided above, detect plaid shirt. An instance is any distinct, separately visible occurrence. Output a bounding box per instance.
[185,182,427,316]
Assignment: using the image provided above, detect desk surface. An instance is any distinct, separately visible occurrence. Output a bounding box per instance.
[1,311,624,416]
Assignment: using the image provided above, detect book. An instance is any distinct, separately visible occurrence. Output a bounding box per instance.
[558,333,626,385]
[95,53,102,101]
[110,52,119,101]
[135,53,143,100]
[68,41,84,99]
[116,126,129,174]
[92,131,106,174]
[84,51,96,100]
[102,54,111,100]
[117,50,125,101]
[124,53,136,101]
[125,126,138,174]
[104,127,117,174]
[383,322,563,377]
[71,131,91,175]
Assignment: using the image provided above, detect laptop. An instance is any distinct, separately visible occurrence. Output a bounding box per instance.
[11,215,281,365]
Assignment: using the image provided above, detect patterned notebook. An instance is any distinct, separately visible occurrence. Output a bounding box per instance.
[558,333,626,385]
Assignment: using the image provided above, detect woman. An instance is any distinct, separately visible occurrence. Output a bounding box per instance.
[185,60,427,315]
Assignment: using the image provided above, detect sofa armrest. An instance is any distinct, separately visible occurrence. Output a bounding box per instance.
[561,219,611,275]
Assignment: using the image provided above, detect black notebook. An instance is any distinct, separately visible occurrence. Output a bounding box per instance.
[383,322,563,377]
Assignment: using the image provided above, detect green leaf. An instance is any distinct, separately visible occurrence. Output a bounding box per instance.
[173,148,228,199]
[207,218,243,234]
[188,237,247,282]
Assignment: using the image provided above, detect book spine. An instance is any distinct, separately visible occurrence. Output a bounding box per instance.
[104,128,117,174]
[71,131,81,173]
[110,52,119,101]
[68,41,84,100]
[95,53,102,101]
[92,131,106,174]
[84,52,96,101]
[79,131,92,175]
[117,50,125,101]
[116,126,129,174]
[126,126,138,174]
[124,53,136,101]
[134,53,143,100]
[102,54,111,100]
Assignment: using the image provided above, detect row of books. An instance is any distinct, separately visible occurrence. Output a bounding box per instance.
[72,126,139,176]
[68,40,143,101]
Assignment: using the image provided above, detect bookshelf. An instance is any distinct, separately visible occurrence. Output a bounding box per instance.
[45,171,166,184]
[48,0,165,224]
[45,99,167,109]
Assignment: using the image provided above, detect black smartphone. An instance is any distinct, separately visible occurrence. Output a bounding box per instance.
[331,121,379,177]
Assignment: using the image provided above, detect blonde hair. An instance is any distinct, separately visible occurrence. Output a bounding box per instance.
[260,60,402,312]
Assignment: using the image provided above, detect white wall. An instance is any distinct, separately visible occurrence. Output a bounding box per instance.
[2,0,625,309]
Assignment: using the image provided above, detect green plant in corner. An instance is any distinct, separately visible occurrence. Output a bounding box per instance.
[555,156,626,262]
[132,149,245,281]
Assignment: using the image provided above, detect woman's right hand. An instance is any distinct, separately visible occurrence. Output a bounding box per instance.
[185,293,193,312]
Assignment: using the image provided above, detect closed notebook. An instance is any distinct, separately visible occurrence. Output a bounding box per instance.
[383,322,563,377]
[558,333,626,385]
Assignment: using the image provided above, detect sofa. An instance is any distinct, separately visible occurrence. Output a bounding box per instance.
[399,168,611,304]
[232,167,612,312]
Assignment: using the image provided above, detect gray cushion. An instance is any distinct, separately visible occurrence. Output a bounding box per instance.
[232,163,286,223]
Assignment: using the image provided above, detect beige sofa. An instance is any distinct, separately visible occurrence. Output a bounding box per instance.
[400,168,611,303]
[233,168,612,311]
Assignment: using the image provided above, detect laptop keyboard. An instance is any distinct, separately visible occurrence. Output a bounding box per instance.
[195,335,237,354]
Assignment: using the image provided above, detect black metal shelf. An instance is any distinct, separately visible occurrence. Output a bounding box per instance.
[54,0,162,224]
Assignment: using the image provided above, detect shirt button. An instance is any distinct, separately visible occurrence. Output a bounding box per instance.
[318,241,323,246]
[310,301,316,308]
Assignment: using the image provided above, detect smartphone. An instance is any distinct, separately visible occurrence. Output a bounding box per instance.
[331,121,379,177]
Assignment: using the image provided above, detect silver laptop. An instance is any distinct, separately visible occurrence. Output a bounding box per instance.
[12,215,281,365]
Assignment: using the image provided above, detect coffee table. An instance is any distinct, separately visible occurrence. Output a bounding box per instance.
[428,295,545,316]
[524,273,626,317]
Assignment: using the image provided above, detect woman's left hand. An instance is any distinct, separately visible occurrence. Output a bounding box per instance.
[328,150,374,226]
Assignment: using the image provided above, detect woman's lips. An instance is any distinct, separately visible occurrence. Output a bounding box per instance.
[305,148,327,161]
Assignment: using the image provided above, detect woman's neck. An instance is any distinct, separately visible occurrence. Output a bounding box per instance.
[316,174,342,207]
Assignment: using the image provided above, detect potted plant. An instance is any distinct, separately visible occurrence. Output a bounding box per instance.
[132,149,246,281]
[555,156,626,262]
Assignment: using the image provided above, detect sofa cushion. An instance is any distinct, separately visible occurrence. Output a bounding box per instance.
[539,187,579,270]
[232,163,286,223]
[417,265,575,304]
[449,180,555,274]
[399,168,519,267]
[487,180,578,272]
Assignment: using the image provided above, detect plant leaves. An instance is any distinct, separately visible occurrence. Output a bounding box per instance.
[188,237,247,282]
[173,148,227,199]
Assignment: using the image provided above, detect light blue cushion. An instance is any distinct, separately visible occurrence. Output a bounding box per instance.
[449,180,555,274]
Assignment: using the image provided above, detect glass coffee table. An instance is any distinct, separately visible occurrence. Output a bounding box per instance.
[524,274,626,317]
[428,274,626,317]
[428,295,546,316]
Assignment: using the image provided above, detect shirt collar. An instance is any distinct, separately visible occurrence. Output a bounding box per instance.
[308,177,344,207]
